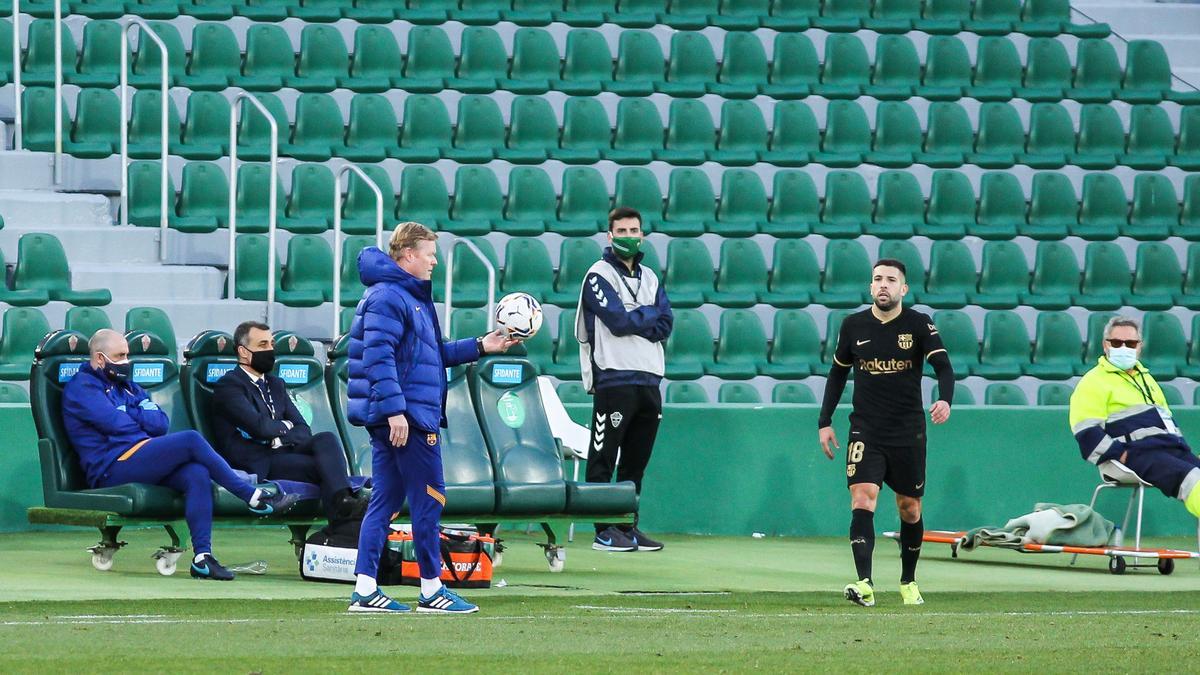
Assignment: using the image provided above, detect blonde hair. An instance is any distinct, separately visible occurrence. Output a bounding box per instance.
[388,222,437,260]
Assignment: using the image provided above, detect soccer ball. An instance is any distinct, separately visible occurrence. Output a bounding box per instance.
[495,292,543,340]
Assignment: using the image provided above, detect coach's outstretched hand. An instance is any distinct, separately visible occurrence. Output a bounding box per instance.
[930,400,951,425]
[481,330,522,354]
[818,426,839,460]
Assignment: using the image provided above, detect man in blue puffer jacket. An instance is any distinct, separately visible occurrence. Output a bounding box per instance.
[347,222,517,614]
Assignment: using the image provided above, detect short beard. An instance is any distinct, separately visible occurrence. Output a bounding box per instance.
[874,296,899,312]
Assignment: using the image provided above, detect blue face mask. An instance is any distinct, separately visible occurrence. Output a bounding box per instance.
[1107,346,1138,371]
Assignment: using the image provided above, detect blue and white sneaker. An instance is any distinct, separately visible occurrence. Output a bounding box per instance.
[416,586,479,614]
[247,491,300,516]
[190,553,235,581]
[348,590,411,613]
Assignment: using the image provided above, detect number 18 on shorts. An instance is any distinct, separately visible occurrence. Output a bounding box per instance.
[845,431,927,498]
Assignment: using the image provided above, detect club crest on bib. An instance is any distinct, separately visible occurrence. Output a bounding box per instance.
[897,333,913,350]
[846,465,857,477]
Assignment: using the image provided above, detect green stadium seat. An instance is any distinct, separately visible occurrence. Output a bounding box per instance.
[762,0,817,31]
[660,32,715,98]
[1130,242,1183,311]
[1181,177,1200,241]
[126,161,175,230]
[713,101,767,166]
[920,36,971,100]
[972,36,1022,101]
[763,170,817,237]
[972,172,1023,240]
[921,102,973,168]
[1076,242,1131,310]
[556,97,611,164]
[234,93,290,162]
[1025,311,1083,379]
[612,167,664,231]
[1126,174,1177,241]
[1174,107,1200,171]
[504,27,558,93]
[817,170,869,238]
[547,238,602,307]
[762,101,818,166]
[558,29,612,96]
[286,93,345,161]
[918,170,972,239]
[500,167,554,235]
[662,169,715,237]
[396,95,451,163]
[504,96,558,164]
[1024,172,1076,240]
[64,307,111,339]
[0,308,53,380]
[817,34,869,99]
[231,235,323,307]
[66,88,121,159]
[1023,0,1085,36]
[713,31,768,99]
[609,0,666,28]
[545,309,581,380]
[762,309,820,377]
[1123,105,1175,170]
[346,26,403,93]
[969,0,1019,34]
[556,0,611,26]
[984,383,1027,405]
[1181,243,1200,310]
[932,382,975,405]
[126,307,178,361]
[1121,40,1171,104]
[764,33,819,98]
[69,20,121,88]
[1071,104,1123,170]
[664,309,714,379]
[818,0,868,31]
[22,19,77,87]
[871,170,922,239]
[922,240,974,308]
[661,0,716,31]
[877,239,926,304]
[556,381,591,404]
[281,234,334,302]
[450,95,504,164]
[283,163,335,233]
[772,381,816,404]
[867,0,920,32]
[666,381,709,404]
[869,35,919,100]
[714,168,767,237]
[180,91,230,160]
[708,309,767,379]
[718,383,761,404]
[815,239,871,307]
[14,233,111,306]
[868,101,921,168]
[445,237,500,309]
[1023,103,1073,168]
[1020,37,1071,101]
[1083,311,1117,365]
[502,238,554,303]
[186,0,239,21]
[0,381,28,403]
[814,100,870,168]
[612,30,663,97]
[1186,314,1200,378]
[609,98,664,165]
[127,89,185,160]
[821,309,853,365]
[394,166,448,229]
[933,309,978,377]
[337,236,375,306]
[975,240,1028,309]
[176,162,229,232]
[762,240,818,307]
[236,24,293,92]
[660,99,714,166]
[1159,383,1185,407]
[239,0,293,22]
[19,88,79,157]
[1071,39,1120,103]
[290,0,343,22]
[452,27,506,93]
[711,0,766,29]
[1037,382,1074,406]
[402,26,455,93]
[710,239,767,307]
[662,238,714,308]
[557,166,608,236]
[919,0,969,33]
[976,310,1031,379]
[1074,173,1126,240]
[445,166,502,235]
[639,242,664,276]
[1140,311,1186,378]
[449,308,489,341]
[292,25,347,92]
[1024,241,1079,310]
[971,102,1023,168]
[342,94,398,163]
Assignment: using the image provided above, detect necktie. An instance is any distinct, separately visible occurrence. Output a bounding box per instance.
[256,378,276,418]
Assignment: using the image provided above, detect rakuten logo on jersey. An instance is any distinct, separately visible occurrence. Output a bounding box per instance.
[858,358,914,374]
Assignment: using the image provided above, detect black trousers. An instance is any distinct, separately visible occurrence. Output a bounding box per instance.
[586,385,662,531]
[266,431,353,519]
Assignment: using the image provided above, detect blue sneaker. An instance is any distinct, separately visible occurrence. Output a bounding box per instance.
[348,590,411,613]
[247,491,300,516]
[190,553,235,581]
[416,586,479,614]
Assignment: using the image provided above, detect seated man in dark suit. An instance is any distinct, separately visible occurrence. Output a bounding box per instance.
[211,321,362,521]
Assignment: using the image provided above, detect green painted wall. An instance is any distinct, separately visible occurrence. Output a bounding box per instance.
[0,405,44,532]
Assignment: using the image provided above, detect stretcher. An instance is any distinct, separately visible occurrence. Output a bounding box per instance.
[883,529,1200,575]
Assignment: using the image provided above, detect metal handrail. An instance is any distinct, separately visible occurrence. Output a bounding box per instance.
[332,164,384,340]
[52,0,61,182]
[441,238,496,340]
[11,0,20,149]
[227,92,279,325]
[118,18,168,262]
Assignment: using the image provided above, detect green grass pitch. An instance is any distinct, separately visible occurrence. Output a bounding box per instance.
[3,526,1200,672]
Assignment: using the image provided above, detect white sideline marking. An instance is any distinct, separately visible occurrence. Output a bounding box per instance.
[573,605,735,614]
[54,614,166,619]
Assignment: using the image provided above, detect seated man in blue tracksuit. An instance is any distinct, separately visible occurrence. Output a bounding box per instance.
[346,222,517,614]
[61,329,298,580]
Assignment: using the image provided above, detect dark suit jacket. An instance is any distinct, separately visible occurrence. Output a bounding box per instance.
[211,366,312,478]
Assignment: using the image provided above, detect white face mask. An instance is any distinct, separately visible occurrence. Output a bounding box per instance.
[1107,346,1138,371]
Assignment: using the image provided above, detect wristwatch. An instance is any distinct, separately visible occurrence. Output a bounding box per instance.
[476,336,486,357]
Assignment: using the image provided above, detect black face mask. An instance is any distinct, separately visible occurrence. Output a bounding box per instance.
[102,354,132,383]
[244,347,276,374]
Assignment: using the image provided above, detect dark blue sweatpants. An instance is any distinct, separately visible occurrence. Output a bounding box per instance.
[98,430,258,554]
[1121,444,1200,500]
[354,424,445,582]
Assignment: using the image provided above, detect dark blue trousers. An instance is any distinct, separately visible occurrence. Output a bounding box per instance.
[98,430,258,554]
[354,424,445,582]
[1121,444,1200,499]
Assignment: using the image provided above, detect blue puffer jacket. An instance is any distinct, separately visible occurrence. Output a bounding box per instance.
[346,247,481,432]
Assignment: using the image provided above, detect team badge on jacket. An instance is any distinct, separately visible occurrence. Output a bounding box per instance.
[426,433,438,446]
[897,334,913,350]
[610,412,623,428]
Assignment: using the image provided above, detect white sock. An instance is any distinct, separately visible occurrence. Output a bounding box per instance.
[420,577,443,598]
[354,574,378,596]
[249,488,264,508]
[193,553,209,564]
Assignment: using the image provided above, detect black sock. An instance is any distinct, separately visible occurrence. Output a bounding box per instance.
[900,518,924,584]
[849,509,875,582]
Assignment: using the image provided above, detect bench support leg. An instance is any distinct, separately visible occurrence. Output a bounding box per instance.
[537,522,565,573]
[287,524,312,561]
[88,526,127,572]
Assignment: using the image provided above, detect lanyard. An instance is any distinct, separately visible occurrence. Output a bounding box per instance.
[1116,369,1157,406]
[254,377,277,417]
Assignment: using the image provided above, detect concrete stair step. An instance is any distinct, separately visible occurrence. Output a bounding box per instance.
[72,264,225,301]
[0,225,160,264]
[0,188,111,228]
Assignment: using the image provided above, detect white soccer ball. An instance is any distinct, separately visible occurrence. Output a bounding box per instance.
[495,292,543,340]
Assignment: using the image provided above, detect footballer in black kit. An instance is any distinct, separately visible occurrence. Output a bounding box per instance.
[817,259,955,608]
